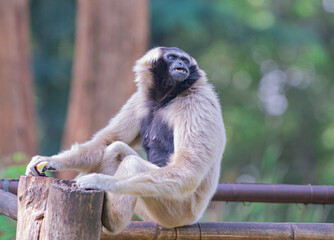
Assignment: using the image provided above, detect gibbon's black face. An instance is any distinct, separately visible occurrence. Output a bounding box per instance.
[149,47,200,105]
[162,50,191,82]
[151,47,197,90]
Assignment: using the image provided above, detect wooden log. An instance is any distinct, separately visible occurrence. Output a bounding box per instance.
[42,181,104,239]
[16,176,104,240]
[100,221,334,240]
[0,189,17,220]
[100,222,177,240]
[16,176,55,239]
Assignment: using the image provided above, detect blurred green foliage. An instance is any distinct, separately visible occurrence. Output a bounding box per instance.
[151,0,334,223]
[30,0,75,155]
[2,2,334,237]
[0,158,26,240]
[0,217,16,240]
[152,0,334,183]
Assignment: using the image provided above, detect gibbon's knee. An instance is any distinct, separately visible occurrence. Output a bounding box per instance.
[115,156,144,177]
[114,156,158,178]
[98,141,139,175]
[103,141,138,162]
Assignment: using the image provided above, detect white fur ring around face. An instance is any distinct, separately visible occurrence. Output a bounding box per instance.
[76,173,117,191]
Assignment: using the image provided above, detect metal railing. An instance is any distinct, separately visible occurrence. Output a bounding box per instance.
[2,179,334,204]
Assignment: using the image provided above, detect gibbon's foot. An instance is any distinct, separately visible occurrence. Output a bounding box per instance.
[76,173,118,191]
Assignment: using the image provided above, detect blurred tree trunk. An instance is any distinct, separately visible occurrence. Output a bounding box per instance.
[61,0,148,179]
[0,0,37,162]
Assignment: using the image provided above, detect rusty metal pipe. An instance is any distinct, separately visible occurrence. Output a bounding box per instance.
[212,183,334,204]
[0,179,18,195]
[100,221,334,240]
[1,179,334,204]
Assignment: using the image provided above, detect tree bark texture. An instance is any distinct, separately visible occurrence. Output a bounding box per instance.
[16,176,104,240]
[0,0,37,158]
[16,176,55,240]
[60,0,149,179]
[63,0,148,146]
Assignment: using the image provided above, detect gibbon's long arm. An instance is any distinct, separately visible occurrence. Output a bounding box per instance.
[26,92,145,176]
[90,91,147,147]
[79,93,225,199]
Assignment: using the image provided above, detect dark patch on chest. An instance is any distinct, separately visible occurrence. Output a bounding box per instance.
[141,58,200,167]
[140,112,174,167]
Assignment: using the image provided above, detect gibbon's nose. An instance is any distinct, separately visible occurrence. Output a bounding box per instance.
[176,60,184,67]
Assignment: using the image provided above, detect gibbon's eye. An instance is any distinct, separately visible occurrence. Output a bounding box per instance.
[167,54,176,61]
[181,58,190,64]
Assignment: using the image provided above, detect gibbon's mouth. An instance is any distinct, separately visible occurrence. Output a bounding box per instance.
[173,68,187,73]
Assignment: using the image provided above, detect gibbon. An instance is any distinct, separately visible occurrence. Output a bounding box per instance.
[26,47,226,234]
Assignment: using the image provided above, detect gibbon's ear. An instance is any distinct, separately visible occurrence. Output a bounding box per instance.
[133,47,164,89]
[133,47,163,77]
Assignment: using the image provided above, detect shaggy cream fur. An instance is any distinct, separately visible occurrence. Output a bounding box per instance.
[26,47,226,234]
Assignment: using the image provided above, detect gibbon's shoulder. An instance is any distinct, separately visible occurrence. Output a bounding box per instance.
[183,77,221,110]
[164,80,222,125]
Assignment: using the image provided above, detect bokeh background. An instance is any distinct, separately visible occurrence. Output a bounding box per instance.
[1,0,334,238]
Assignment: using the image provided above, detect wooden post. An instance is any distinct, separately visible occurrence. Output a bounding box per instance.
[16,176,104,240]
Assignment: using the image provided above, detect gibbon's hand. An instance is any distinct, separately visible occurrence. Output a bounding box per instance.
[25,155,58,176]
[76,173,118,191]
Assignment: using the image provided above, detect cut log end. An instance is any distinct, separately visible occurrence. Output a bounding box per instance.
[16,176,104,240]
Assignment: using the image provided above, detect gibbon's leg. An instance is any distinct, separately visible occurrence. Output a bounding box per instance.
[74,141,139,178]
[78,144,202,230]
[92,141,159,234]
[98,141,139,175]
